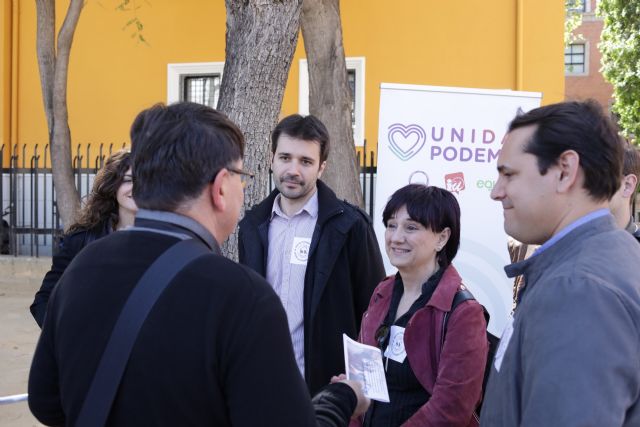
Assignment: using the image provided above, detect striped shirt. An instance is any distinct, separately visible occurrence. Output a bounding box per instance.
[266,191,319,376]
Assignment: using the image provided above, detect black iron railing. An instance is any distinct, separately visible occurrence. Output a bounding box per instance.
[0,143,128,256]
[1,141,377,257]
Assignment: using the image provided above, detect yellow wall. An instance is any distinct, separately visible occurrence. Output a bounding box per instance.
[1,0,12,165]
[2,0,564,166]
[13,0,227,164]
[518,0,565,101]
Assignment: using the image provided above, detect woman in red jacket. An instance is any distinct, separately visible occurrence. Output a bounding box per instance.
[355,184,487,427]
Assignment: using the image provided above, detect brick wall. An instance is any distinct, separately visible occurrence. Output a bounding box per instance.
[565,0,614,110]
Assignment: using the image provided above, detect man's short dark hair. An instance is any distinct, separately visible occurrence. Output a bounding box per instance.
[382,184,461,267]
[271,114,330,163]
[508,100,623,201]
[130,102,245,211]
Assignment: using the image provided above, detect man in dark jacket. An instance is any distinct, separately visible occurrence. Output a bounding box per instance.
[610,143,640,242]
[28,102,367,427]
[238,115,385,395]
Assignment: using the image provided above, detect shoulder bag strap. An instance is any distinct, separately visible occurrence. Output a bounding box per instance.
[75,238,210,427]
[439,288,479,423]
[440,289,475,353]
[441,289,474,342]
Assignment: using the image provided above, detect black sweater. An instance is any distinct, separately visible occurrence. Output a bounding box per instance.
[28,218,355,426]
[30,222,110,327]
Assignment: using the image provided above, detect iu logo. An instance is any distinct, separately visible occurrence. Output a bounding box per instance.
[445,172,465,194]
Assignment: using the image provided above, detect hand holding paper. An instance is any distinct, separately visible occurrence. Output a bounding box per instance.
[342,334,390,403]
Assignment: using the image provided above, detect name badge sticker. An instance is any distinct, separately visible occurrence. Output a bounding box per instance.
[493,314,514,372]
[290,237,311,265]
[383,325,407,363]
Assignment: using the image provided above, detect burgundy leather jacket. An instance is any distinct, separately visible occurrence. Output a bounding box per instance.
[353,265,487,427]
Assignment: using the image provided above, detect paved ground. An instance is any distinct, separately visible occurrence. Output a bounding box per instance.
[0,256,50,427]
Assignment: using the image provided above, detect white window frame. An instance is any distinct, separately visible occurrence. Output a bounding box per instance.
[564,42,589,76]
[167,62,225,104]
[567,0,589,13]
[298,57,366,146]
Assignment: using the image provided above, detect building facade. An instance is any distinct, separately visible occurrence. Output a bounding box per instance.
[1,0,564,165]
[565,0,614,109]
[0,0,565,255]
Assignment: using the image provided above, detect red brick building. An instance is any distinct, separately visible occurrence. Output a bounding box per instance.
[565,0,614,110]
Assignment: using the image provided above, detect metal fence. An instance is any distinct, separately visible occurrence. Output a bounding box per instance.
[1,143,129,257]
[1,141,377,257]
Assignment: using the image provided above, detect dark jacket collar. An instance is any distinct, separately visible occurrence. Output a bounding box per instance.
[244,180,344,226]
[504,214,616,286]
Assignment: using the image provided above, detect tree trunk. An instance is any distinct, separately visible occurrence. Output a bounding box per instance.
[35,0,83,231]
[35,0,55,132]
[218,0,304,259]
[301,0,362,207]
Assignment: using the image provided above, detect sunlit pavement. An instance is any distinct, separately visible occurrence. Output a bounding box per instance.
[0,257,49,427]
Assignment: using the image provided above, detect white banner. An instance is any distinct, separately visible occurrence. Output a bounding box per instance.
[375,84,541,335]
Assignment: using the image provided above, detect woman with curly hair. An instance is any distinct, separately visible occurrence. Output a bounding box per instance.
[30,150,137,327]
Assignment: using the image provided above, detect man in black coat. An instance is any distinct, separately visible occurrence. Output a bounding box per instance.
[28,102,367,427]
[238,115,386,395]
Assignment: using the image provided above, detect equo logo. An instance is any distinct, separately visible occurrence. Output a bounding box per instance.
[388,124,426,161]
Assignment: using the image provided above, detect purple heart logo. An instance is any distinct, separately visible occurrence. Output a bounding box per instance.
[388,124,427,161]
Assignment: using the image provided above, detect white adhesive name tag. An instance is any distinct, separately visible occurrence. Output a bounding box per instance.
[383,325,407,363]
[493,314,514,372]
[290,237,311,265]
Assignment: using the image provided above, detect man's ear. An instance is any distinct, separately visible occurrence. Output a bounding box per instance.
[210,169,229,212]
[622,173,639,198]
[317,160,327,178]
[556,150,580,193]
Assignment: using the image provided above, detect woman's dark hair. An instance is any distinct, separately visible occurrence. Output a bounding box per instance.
[67,150,131,234]
[382,184,461,266]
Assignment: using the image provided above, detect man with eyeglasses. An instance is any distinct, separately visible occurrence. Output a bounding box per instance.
[227,165,254,188]
[28,102,368,427]
[238,114,385,395]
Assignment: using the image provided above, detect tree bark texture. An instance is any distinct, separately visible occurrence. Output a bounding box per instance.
[218,0,303,259]
[35,0,83,231]
[300,0,363,207]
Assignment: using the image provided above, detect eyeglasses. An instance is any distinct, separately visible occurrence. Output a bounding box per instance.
[374,324,391,352]
[227,166,255,189]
